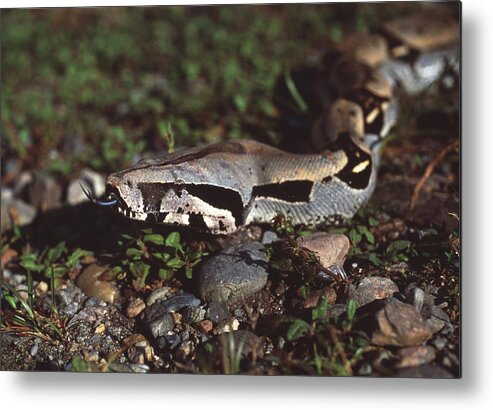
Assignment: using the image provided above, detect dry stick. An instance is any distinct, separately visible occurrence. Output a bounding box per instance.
[409,139,459,211]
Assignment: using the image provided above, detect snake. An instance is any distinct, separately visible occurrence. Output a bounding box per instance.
[83,11,459,235]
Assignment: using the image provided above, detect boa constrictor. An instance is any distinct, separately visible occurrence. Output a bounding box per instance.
[86,12,459,235]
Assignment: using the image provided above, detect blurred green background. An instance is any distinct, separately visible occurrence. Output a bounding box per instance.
[1,3,421,179]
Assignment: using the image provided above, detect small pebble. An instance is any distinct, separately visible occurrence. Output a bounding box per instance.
[261,230,278,245]
[75,264,120,304]
[160,293,201,312]
[395,346,436,368]
[126,298,146,318]
[146,287,174,306]
[214,318,239,335]
[198,320,213,334]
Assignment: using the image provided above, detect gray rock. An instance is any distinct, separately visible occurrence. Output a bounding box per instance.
[67,169,106,205]
[146,286,174,306]
[140,303,174,338]
[372,300,433,347]
[181,306,206,323]
[404,285,434,313]
[160,293,201,312]
[261,230,278,245]
[327,304,347,319]
[348,277,399,308]
[206,302,230,324]
[198,242,269,303]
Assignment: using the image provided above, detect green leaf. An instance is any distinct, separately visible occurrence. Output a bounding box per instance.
[368,216,379,226]
[287,319,311,342]
[45,241,66,264]
[4,294,17,309]
[368,253,383,266]
[70,357,90,372]
[311,296,328,322]
[66,248,92,268]
[357,225,375,244]
[386,240,411,255]
[125,247,142,258]
[347,299,357,321]
[348,229,362,245]
[185,268,193,279]
[158,268,173,280]
[143,234,165,245]
[165,232,180,248]
[167,258,186,269]
[152,252,170,263]
[19,254,44,273]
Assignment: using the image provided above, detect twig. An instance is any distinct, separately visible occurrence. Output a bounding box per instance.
[409,139,459,211]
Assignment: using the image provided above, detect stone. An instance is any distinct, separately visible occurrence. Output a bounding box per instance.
[295,232,350,279]
[327,304,348,319]
[198,242,269,303]
[126,298,146,318]
[27,172,62,212]
[348,277,399,308]
[160,293,201,312]
[198,320,213,333]
[146,286,174,306]
[75,264,120,304]
[140,302,175,339]
[1,194,37,233]
[214,318,240,334]
[261,230,278,245]
[67,169,106,205]
[372,300,433,347]
[181,306,206,323]
[206,302,230,324]
[395,346,436,368]
[34,281,48,296]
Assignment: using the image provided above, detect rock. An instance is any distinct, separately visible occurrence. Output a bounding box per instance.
[27,172,62,212]
[75,264,120,304]
[327,304,347,319]
[295,232,350,279]
[160,293,201,312]
[67,169,106,205]
[1,194,37,232]
[372,300,433,347]
[423,305,453,334]
[34,281,48,296]
[198,242,269,303]
[206,302,230,324]
[126,298,146,318]
[214,318,240,334]
[198,320,213,334]
[395,346,436,368]
[181,306,206,323]
[395,364,454,378]
[146,286,174,306]
[261,230,278,245]
[404,285,434,313]
[140,303,174,339]
[348,277,399,308]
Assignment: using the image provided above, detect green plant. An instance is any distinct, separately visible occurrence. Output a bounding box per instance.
[115,229,208,288]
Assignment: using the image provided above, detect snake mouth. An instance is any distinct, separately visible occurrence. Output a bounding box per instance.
[80,183,120,207]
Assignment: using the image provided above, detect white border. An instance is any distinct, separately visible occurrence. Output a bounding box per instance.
[2,0,493,409]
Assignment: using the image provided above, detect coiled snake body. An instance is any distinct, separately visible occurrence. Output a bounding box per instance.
[90,12,459,235]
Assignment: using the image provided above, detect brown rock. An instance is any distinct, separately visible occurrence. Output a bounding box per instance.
[348,277,399,308]
[126,298,146,318]
[296,232,350,271]
[198,320,213,334]
[396,345,436,369]
[372,300,433,347]
[75,264,120,303]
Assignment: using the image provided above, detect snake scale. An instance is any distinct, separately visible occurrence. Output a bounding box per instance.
[86,10,459,235]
